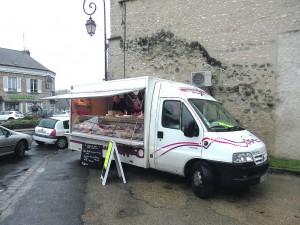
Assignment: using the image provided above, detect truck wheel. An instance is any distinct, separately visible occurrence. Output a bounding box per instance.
[190,161,215,199]
[55,137,68,149]
[14,140,26,159]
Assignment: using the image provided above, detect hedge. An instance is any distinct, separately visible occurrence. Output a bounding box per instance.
[0,116,41,130]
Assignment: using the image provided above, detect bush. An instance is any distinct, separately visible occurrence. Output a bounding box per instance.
[0,117,41,130]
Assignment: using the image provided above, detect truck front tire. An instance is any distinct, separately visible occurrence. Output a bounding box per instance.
[190,161,215,199]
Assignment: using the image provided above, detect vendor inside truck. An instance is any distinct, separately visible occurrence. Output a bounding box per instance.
[112,95,127,113]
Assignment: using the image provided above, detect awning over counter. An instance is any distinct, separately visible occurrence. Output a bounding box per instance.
[42,88,143,100]
[42,76,150,100]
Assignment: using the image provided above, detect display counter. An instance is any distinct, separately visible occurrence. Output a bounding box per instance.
[72,114,144,146]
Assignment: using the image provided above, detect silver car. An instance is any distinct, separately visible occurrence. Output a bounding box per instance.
[0,125,32,158]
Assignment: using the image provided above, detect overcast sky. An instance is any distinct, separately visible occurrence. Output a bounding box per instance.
[0,0,109,90]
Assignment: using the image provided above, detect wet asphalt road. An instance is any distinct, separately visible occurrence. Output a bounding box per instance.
[0,143,88,225]
[0,141,300,225]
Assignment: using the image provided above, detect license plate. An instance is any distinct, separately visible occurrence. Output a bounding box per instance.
[260,173,268,183]
[38,129,46,134]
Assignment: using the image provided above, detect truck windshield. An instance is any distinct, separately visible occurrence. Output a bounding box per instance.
[189,99,244,132]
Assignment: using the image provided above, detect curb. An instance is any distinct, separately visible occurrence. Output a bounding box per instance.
[269,167,300,177]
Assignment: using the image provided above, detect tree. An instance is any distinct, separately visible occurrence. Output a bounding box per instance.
[55,89,70,112]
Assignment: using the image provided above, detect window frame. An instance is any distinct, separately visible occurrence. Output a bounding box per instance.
[161,100,181,130]
[8,77,17,92]
[30,79,38,93]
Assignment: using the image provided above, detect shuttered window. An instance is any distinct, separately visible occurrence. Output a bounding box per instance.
[3,76,8,92]
[25,78,42,93]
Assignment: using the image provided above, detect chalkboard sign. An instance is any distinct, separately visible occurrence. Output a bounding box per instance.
[80,143,103,170]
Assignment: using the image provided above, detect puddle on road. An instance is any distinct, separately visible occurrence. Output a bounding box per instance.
[36,168,45,173]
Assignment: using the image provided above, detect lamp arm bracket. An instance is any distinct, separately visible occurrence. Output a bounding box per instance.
[83,0,97,17]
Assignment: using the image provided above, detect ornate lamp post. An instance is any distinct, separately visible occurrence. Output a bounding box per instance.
[83,0,108,81]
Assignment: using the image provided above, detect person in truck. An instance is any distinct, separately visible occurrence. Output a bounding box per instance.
[112,95,127,113]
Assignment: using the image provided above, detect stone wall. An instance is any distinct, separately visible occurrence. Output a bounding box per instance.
[108,0,300,159]
[275,31,300,159]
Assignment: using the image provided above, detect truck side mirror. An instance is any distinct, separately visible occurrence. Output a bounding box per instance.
[184,121,199,138]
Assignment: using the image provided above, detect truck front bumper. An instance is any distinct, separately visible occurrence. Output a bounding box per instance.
[211,160,269,187]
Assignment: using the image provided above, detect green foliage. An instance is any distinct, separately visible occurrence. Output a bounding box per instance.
[269,157,300,171]
[0,117,41,129]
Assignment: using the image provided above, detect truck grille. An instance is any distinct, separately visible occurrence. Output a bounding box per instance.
[253,151,268,165]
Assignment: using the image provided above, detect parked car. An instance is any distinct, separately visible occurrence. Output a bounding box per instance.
[32,117,69,149]
[0,125,32,158]
[52,111,70,117]
[0,111,24,121]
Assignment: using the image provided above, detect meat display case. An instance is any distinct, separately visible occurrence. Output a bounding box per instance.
[72,115,144,142]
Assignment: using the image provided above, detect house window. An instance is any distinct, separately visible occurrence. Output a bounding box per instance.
[8,77,17,92]
[26,78,42,93]
[30,79,38,93]
[5,102,19,111]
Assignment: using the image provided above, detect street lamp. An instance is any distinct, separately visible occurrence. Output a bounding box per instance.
[83,0,108,81]
[85,17,97,36]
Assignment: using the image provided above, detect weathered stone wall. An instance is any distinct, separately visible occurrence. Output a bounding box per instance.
[275,31,300,159]
[108,0,300,159]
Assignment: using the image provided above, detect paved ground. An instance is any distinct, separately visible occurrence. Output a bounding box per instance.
[82,165,300,225]
[0,143,299,225]
[0,149,88,225]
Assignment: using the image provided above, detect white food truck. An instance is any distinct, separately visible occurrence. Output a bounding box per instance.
[47,76,269,198]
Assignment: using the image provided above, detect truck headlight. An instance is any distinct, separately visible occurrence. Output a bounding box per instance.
[233,152,254,163]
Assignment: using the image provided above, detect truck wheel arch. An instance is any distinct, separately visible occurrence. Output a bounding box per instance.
[184,159,217,185]
[184,159,211,179]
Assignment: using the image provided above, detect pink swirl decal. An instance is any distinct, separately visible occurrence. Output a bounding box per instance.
[155,142,202,158]
[103,144,144,158]
[202,137,261,149]
[155,137,261,158]
[179,87,209,96]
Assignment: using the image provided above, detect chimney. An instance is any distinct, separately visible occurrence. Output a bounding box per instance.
[23,50,30,56]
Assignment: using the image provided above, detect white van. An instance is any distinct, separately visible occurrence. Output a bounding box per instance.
[46,76,269,198]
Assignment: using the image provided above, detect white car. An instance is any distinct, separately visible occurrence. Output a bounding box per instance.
[0,125,32,158]
[0,111,24,120]
[32,117,69,149]
[52,110,70,117]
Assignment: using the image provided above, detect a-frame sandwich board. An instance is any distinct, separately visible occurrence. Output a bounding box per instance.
[100,141,126,185]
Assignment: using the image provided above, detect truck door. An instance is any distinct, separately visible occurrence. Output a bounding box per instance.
[154,98,202,174]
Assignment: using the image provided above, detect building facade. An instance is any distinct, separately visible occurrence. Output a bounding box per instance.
[0,48,56,115]
[107,0,300,159]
